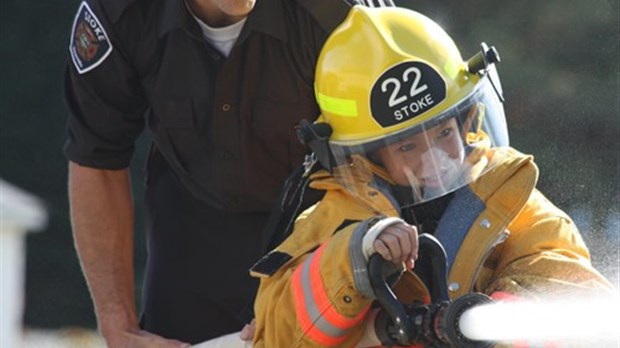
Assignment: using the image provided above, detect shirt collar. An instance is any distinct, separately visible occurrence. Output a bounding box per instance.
[159,0,202,39]
[239,0,288,43]
[159,0,288,43]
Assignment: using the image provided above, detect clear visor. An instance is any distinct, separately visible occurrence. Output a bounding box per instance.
[329,76,508,209]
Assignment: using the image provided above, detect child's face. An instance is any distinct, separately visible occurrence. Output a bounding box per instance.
[375,118,466,188]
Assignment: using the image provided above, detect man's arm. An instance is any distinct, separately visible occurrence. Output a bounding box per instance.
[68,161,190,348]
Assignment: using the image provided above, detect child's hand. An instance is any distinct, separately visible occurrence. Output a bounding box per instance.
[239,319,255,341]
[374,222,418,269]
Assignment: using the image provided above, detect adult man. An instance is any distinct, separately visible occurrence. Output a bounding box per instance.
[64,0,370,346]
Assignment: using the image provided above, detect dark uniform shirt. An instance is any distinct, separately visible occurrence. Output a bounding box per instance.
[64,0,354,342]
[64,0,353,213]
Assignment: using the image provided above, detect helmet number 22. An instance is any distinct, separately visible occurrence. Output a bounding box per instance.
[381,67,428,107]
[370,61,446,127]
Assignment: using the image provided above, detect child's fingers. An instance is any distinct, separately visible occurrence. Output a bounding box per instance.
[373,239,392,261]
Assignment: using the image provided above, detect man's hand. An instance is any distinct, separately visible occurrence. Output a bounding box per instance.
[106,328,191,348]
[69,163,191,348]
[374,222,418,269]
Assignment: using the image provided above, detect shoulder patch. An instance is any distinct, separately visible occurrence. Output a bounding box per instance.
[69,2,113,74]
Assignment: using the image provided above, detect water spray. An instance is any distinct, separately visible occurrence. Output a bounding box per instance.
[459,296,620,344]
[370,234,619,347]
[191,232,617,348]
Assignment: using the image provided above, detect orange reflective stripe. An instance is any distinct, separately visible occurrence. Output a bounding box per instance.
[291,243,370,346]
[308,245,370,328]
[292,263,348,346]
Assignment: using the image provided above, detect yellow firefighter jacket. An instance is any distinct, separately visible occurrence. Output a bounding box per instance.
[251,147,612,348]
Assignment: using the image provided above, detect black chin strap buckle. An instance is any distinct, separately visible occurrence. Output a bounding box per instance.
[297,119,334,171]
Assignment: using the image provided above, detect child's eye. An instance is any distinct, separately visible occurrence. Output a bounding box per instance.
[399,143,416,152]
[437,127,453,139]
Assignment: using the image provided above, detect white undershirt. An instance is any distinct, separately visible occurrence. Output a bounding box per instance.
[187,8,247,57]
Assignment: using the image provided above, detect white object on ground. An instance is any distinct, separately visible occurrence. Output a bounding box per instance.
[192,309,382,348]
[191,332,251,348]
[1,179,47,348]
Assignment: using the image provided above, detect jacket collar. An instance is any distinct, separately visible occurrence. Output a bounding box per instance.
[159,0,287,43]
[469,147,537,202]
[447,148,537,297]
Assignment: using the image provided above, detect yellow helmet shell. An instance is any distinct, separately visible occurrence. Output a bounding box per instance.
[315,6,479,146]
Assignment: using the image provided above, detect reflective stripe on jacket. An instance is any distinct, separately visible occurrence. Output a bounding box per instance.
[252,147,612,347]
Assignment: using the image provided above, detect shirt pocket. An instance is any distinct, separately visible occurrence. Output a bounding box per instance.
[251,98,319,169]
[151,96,195,128]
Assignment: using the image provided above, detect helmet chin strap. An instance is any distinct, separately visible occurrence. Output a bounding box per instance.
[296,119,334,170]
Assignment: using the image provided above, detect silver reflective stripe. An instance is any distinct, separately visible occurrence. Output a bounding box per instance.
[349,219,375,299]
[299,249,354,338]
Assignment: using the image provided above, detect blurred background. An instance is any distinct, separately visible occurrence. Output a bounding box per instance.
[0,0,618,346]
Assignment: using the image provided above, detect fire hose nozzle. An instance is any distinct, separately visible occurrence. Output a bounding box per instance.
[435,293,495,348]
[374,293,494,348]
[369,234,495,347]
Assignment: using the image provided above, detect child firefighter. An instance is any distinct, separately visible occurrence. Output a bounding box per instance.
[250,6,613,348]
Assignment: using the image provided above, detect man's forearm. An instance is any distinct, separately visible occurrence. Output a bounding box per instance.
[68,162,138,337]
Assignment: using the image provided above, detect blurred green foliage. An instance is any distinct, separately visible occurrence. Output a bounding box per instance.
[0,0,617,329]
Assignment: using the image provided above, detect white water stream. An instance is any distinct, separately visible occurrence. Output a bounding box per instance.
[459,296,620,345]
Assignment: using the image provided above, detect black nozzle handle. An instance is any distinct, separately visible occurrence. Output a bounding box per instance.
[368,234,450,344]
[368,253,416,345]
[417,233,450,303]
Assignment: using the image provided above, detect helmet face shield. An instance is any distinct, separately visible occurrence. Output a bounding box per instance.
[329,76,508,207]
[314,6,510,209]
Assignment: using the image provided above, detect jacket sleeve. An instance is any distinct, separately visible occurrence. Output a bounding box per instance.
[253,205,384,347]
[484,190,614,297]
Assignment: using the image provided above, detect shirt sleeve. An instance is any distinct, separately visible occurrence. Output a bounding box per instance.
[63,0,147,169]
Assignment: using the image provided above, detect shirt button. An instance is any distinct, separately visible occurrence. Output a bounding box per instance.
[221,103,231,112]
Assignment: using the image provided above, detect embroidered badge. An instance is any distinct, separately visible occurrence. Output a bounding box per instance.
[69,2,113,74]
